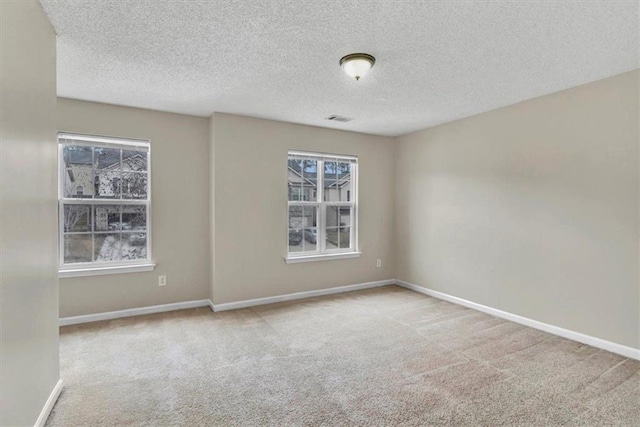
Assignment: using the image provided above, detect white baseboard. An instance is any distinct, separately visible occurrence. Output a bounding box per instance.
[34,379,63,427]
[396,280,640,361]
[59,299,213,326]
[212,279,395,311]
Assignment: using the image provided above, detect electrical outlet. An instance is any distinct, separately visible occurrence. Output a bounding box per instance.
[158,275,167,286]
[376,259,382,268]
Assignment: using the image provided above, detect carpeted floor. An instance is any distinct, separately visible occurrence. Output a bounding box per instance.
[47,285,639,426]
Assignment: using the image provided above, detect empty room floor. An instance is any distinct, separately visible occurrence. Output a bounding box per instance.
[47,286,639,426]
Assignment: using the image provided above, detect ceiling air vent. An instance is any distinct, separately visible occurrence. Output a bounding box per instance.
[325,115,353,123]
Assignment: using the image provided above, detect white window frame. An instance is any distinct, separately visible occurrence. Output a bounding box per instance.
[286,151,360,263]
[57,132,155,277]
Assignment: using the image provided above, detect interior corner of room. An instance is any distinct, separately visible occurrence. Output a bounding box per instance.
[1,0,638,426]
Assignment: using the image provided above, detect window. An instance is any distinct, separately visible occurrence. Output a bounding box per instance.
[286,151,359,262]
[58,133,153,276]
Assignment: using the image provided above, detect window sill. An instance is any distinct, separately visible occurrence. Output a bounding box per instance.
[285,252,361,264]
[59,263,156,278]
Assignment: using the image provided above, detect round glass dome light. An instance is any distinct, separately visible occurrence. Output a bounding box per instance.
[340,53,375,81]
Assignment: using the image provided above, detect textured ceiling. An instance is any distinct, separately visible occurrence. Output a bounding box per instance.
[40,0,638,136]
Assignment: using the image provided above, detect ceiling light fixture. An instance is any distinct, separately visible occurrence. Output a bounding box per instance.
[339,53,375,81]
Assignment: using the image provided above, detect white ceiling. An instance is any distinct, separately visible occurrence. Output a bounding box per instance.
[40,0,638,136]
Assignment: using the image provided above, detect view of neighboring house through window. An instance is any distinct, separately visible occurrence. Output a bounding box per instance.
[287,151,357,258]
[58,133,151,270]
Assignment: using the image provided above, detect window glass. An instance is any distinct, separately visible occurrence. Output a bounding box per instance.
[64,234,92,264]
[123,150,147,171]
[63,205,91,232]
[287,159,304,201]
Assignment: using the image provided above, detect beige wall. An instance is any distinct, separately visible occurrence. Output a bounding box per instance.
[1,1,60,425]
[395,71,639,349]
[213,113,395,304]
[57,99,211,317]
[209,114,216,302]
[53,62,637,353]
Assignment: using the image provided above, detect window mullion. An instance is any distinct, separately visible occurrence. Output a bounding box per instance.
[119,205,123,261]
[317,202,323,254]
[318,160,324,204]
[350,203,354,251]
[91,204,95,262]
[353,163,357,251]
[322,202,353,207]
[318,160,325,254]
[58,201,64,268]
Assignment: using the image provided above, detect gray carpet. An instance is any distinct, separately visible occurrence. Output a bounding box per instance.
[47,285,639,426]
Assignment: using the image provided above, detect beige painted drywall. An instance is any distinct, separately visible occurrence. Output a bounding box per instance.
[395,70,639,349]
[1,1,60,425]
[213,113,395,304]
[57,99,211,317]
[209,114,216,302]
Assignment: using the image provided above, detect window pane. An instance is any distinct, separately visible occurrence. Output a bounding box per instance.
[303,206,317,228]
[94,205,120,232]
[287,159,304,201]
[63,146,93,198]
[94,146,121,199]
[303,228,317,252]
[327,206,339,228]
[326,206,351,228]
[323,160,338,202]
[325,227,350,250]
[63,145,92,167]
[95,171,121,198]
[301,160,318,202]
[339,206,351,227]
[64,167,94,198]
[325,227,339,250]
[288,229,303,252]
[288,204,304,253]
[289,205,317,253]
[94,147,120,170]
[339,227,351,249]
[337,162,352,201]
[324,179,339,201]
[64,234,92,263]
[301,206,317,252]
[290,187,302,201]
[288,205,304,229]
[94,233,122,262]
[324,162,352,202]
[122,233,147,260]
[63,204,91,232]
[324,160,337,179]
[122,172,148,199]
[122,205,146,231]
[123,150,147,171]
